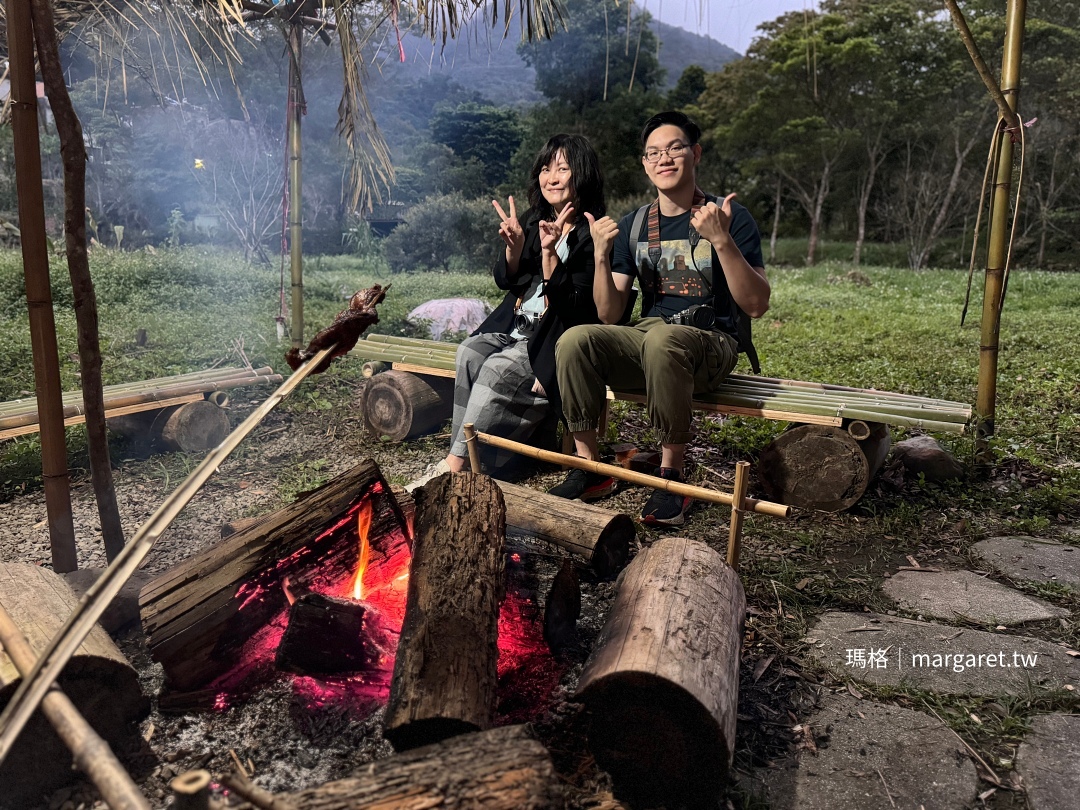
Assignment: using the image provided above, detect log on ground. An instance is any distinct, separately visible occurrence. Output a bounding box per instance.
[0,563,149,806]
[384,472,505,751]
[360,370,453,442]
[109,399,230,452]
[575,536,744,808]
[230,726,559,810]
[139,460,408,693]
[758,423,890,511]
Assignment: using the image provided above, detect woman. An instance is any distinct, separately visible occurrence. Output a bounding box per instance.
[410,133,607,484]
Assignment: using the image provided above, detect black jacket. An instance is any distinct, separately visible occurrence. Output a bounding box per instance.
[474,209,600,410]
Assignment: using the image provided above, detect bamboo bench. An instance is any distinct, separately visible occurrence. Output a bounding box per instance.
[0,366,283,444]
[351,334,972,510]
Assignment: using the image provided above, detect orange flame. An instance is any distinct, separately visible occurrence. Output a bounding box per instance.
[351,500,373,600]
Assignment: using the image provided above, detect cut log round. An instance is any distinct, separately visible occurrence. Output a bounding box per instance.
[109,399,230,452]
[139,460,408,693]
[0,563,149,807]
[575,537,744,808]
[384,472,506,751]
[758,424,873,511]
[361,370,452,442]
[230,726,559,810]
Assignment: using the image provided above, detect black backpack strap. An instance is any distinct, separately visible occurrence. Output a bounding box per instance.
[703,193,762,374]
[629,203,653,293]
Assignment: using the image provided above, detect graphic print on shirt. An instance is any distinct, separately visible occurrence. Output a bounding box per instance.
[634,236,714,298]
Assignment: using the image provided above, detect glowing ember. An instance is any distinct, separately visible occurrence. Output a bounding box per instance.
[351,499,373,600]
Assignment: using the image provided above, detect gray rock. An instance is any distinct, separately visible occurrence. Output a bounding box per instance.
[744,693,978,810]
[1016,713,1080,810]
[891,435,964,482]
[883,569,1068,625]
[805,611,1079,697]
[974,536,1080,590]
[61,567,155,635]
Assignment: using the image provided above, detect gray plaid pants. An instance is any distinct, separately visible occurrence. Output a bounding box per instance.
[449,333,549,469]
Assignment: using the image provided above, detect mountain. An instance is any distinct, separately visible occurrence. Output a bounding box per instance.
[369,16,739,108]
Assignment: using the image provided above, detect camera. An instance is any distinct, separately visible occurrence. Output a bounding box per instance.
[668,304,716,330]
[514,310,541,335]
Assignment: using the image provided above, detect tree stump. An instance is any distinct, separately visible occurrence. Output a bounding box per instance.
[0,564,149,807]
[758,421,890,512]
[575,537,745,808]
[361,370,453,442]
[384,472,506,751]
[231,726,559,810]
[109,399,230,452]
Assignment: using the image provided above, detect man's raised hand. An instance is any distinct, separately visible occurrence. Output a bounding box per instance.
[538,203,575,253]
[493,196,525,258]
[584,212,619,257]
[691,192,737,246]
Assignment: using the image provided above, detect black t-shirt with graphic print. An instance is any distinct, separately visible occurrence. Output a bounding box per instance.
[610,200,764,338]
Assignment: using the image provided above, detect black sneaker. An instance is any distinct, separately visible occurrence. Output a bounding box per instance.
[640,468,691,526]
[548,468,616,502]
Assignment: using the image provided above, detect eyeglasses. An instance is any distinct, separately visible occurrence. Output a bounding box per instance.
[643,142,690,164]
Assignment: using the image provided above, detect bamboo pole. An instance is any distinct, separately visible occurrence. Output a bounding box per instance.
[462,423,482,473]
[727,461,749,569]
[288,23,304,349]
[976,0,1026,461]
[473,431,789,518]
[942,0,1022,133]
[0,603,150,810]
[6,0,77,572]
[0,347,335,767]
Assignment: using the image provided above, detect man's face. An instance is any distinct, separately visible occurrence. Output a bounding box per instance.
[642,124,700,193]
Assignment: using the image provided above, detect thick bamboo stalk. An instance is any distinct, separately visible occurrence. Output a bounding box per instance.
[976,0,1026,459]
[288,23,303,349]
[943,0,1022,132]
[727,461,749,569]
[6,0,77,572]
[474,431,789,518]
[0,604,149,810]
[463,423,482,473]
[0,347,335,767]
[0,395,204,441]
[362,334,465,349]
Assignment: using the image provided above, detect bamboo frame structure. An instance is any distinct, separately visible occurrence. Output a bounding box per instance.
[727,461,750,569]
[0,604,150,810]
[0,347,334,766]
[469,430,790,519]
[463,423,482,473]
[6,0,78,572]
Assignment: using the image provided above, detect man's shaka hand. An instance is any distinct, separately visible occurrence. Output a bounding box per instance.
[585,212,619,257]
[690,193,738,246]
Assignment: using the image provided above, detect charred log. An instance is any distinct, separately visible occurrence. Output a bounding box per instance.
[275,593,395,677]
[543,558,580,655]
[384,472,505,751]
[575,537,744,808]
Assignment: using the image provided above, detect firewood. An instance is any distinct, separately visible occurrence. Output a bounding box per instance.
[139,460,408,693]
[361,369,453,442]
[228,726,559,810]
[109,399,230,452]
[543,558,580,654]
[575,537,745,807]
[0,563,149,808]
[274,593,395,676]
[384,472,505,751]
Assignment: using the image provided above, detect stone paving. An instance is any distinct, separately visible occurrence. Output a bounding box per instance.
[974,535,1080,590]
[1015,713,1080,810]
[882,568,1068,625]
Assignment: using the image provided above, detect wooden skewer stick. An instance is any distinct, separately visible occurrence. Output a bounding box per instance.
[0,347,336,766]
[0,604,150,810]
[463,423,482,474]
[472,431,790,518]
[727,461,750,570]
[219,771,298,810]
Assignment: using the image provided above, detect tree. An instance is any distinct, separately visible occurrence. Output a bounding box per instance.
[668,65,707,108]
[430,102,524,187]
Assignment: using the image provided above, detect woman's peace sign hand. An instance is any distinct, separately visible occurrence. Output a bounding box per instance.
[538,203,575,255]
[493,196,525,260]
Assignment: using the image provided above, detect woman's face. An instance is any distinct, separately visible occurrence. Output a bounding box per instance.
[538,149,574,213]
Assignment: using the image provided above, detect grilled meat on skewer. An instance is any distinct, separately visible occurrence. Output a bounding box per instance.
[285,283,390,373]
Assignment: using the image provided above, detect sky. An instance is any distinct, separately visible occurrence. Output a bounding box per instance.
[646,0,815,55]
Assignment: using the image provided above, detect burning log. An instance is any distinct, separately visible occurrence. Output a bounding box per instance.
[0,563,149,807]
[384,472,505,751]
[285,284,389,374]
[274,593,395,677]
[393,480,632,578]
[229,726,559,810]
[139,460,408,694]
[361,369,454,443]
[758,422,891,511]
[575,537,745,808]
[108,399,230,452]
[543,558,580,654]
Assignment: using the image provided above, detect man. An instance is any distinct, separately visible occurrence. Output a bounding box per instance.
[549,111,770,526]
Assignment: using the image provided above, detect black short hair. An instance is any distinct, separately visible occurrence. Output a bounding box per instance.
[527,133,606,221]
[640,110,702,147]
